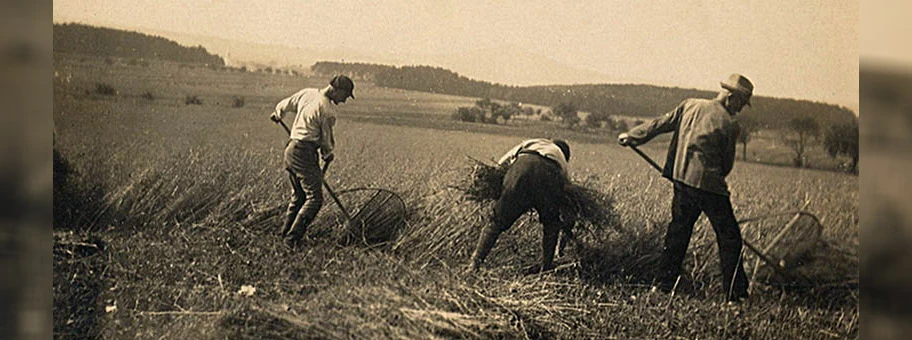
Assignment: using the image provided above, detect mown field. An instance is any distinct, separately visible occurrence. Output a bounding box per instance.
[53,55,858,339]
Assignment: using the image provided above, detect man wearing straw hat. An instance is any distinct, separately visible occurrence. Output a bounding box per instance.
[471,138,572,273]
[270,75,355,248]
[618,74,753,302]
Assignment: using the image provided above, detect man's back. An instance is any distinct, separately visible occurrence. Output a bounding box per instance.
[668,98,738,196]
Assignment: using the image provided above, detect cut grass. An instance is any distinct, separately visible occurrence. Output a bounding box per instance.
[53,56,859,339]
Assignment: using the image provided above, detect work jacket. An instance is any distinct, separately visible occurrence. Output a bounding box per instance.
[627,98,740,196]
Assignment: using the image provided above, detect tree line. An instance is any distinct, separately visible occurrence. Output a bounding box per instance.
[53,23,225,66]
[311,61,857,130]
[314,61,858,172]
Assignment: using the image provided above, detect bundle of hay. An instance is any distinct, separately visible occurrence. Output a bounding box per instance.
[561,182,619,232]
[451,157,618,233]
[452,157,508,202]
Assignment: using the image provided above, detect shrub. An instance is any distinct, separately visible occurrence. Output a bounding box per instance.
[552,102,580,128]
[94,83,117,96]
[232,96,245,108]
[585,111,610,128]
[823,120,859,173]
[141,91,154,101]
[185,95,203,105]
[452,107,474,122]
[614,119,628,132]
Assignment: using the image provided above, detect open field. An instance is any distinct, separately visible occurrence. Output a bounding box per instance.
[54,55,858,339]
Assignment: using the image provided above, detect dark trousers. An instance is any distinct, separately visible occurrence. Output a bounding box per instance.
[282,139,324,239]
[472,154,567,270]
[661,182,748,298]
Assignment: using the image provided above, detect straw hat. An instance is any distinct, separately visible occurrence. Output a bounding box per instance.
[720,73,753,106]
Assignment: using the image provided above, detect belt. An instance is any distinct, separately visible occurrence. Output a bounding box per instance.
[517,150,560,168]
[288,139,320,150]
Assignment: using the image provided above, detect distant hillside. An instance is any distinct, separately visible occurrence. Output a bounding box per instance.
[313,61,857,128]
[53,23,224,66]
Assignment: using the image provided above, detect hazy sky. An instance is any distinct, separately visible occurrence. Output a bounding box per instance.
[55,0,859,111]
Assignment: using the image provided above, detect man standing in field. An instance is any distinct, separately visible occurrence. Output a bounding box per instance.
[270,75,355,247]
[618,74,753,302]
[471,138,573,273]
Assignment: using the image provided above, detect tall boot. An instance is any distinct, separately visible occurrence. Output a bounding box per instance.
[540,226,559,272]
[281,209,297,236]
[471,228,501,270]
[284,213,312,249]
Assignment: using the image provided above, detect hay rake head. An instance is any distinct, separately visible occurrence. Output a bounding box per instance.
[333,187,408,247]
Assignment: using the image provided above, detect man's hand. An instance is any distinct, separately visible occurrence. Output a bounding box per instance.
[617,133,633,146]
[270,113,282,123]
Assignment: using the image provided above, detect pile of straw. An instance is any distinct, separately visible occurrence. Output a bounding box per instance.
[451,157,508,202]
[451,157,619,233]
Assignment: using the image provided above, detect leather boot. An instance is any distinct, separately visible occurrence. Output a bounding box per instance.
[540,226,559,272]
[281,210,296,236]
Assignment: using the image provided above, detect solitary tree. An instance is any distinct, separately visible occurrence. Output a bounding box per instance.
[783,117,820,168]
[736,115,761,161]
[823,119,859,173]
[553,102,580,128]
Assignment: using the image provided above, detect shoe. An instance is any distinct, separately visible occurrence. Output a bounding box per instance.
[284,235,304,249]
[654,276,702,295]
[654,279,675,293]
[727,290,749,303]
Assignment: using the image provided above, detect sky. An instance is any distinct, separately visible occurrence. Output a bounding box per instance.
[54,0,861,112]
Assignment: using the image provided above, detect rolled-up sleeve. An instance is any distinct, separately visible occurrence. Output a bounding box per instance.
[273,96,295,120]
[319,111,336,159]
[498,144,523,165]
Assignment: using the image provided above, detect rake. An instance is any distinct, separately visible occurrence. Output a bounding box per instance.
[275,119,407,246]
[626,145,819,284]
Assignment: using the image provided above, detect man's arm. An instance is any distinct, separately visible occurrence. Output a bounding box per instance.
[319,109,336,162]
[619,101,686,146]
[721,121,740,176]
[497,143,523,165]
[271,95,295,122]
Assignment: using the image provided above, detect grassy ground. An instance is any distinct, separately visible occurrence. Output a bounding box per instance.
[54,55,858,339]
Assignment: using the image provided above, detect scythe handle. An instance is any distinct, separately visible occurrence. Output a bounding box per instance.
[628,145,663,173]
[625,143,787,276]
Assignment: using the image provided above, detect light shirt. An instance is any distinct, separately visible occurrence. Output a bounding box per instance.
[498,138,570,179]
[626,98,740,196]
[273,86,337,159]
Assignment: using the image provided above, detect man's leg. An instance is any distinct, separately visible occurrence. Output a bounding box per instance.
[471,191,527,270]
[659,183,702,287]
[699,191,749,301]
[557,225,574,258]
[282,170,305,236]
[285,163,324,244]
[538,210,563,272]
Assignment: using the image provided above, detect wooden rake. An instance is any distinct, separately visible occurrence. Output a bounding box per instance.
[626,144,813,283]
[276,119,406,246]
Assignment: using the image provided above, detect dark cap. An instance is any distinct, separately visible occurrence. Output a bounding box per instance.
[330,75,355,99]
[552,139,571,162]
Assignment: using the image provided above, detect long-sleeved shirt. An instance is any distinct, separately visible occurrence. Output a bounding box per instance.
[498,138,570,180]
[626,98,740,196]
[273,86,337,159]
